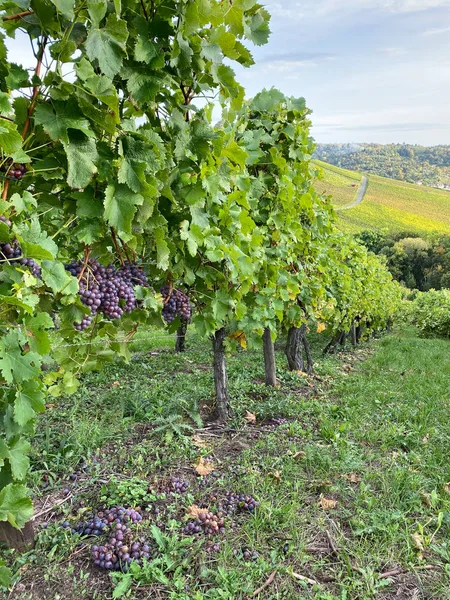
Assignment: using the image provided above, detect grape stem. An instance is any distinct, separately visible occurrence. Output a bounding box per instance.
[2,9,34,20]
[110,227,125,266]
[118,234,133,263]
[163,280,173,305]
[124,323,139,342]
[22,36,48,140]
[78,246,92,282]
[2,36,47,202]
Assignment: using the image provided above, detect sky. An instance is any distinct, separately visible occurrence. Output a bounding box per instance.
[234,0,450,145]
[4,0,450,145]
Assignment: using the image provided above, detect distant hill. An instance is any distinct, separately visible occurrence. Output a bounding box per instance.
[314,143,450,189]
[314,160,450,235]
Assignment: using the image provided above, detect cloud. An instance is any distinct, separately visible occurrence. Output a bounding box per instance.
[379,47,407,55]
[266,0,450,19]
[258,52,337,71]
[315,122,450,132]
[422,25,450,35]
[267,2,305,20]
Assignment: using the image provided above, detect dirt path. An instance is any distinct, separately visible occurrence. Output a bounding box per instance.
[341,175,368,210]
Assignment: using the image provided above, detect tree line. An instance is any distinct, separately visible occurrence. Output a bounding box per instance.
[357,230,450,291]
[315,143,450,188]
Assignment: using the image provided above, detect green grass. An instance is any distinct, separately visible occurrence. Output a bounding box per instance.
[314,160,450,235]
[3,328,450,599]
[314,160,362,208]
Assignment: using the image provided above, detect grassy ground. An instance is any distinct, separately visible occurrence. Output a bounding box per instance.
[314,161,450,235]
[2,328,450,599]
[313,161,362,208]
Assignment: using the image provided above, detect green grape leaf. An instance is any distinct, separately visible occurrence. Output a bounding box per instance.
[122,63,166,104]
[63,130,98,189]
[0,91,11,113]
[0,483,33,529]
[0,331,41,384]
[0,119,22,155]
[24,313,54,354]
[73,189,104,219]
[34,100,94,143]
[104,183,143,233]
[41,260,78,295]
[85,14,128,78]
[154,228,169,270]
[18,220,58,260]
[5,63,30,90]
[14,385,46,427]
[10,191,37,215]
[0,560,11,589]
[0,438,30,482]
[49,0,74,19]
[245,9,271,46]
[88,0,107,26]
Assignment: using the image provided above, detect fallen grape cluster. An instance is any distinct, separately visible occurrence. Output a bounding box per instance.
[61,506,143,537]
[169,477,189,494]
[65,259,149,330]
[91,526,152,571]
[218,492,259,515]
[183,510,226,536]
[0,216,41,277]
[160,285,192,323]
[61,505,149,572]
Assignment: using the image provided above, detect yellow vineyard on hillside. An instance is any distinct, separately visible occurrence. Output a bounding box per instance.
[314,159,450,234]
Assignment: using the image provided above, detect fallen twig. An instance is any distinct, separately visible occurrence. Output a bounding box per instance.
[379,568,403,579]
[290,571,320,585]
[251,569,277,597]
[31,494,72,521]
[379,564,441,579]
[326,530,339,556]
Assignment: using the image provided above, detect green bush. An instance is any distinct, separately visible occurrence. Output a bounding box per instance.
[409,289,450,337]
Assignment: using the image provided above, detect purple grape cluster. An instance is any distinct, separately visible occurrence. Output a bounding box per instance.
[183,510,225,536]
[0,218,42,277]
[160,285,191,323]
[205,542,221,553]
[19,257,41,277]
[99,506,143,526]
[240,547,259,561]
[62,506,143,537]
[0,239,21,261]
[65,259,149,330]
[91,527,152,571]
[1,162,26,180]
[169,477,189,494]
[218,492,259,515]
[69,515,108,536]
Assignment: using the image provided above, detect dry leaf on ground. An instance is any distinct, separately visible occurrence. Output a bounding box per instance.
[293,451,306,459]
[194,457,215,476]
[343,473,361,483]
[186,504,208,519]
[268,470,282,482]
[191,435,209,449]
[411,533,424,559]
[245,411,256,424]
[319,497,337,510]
